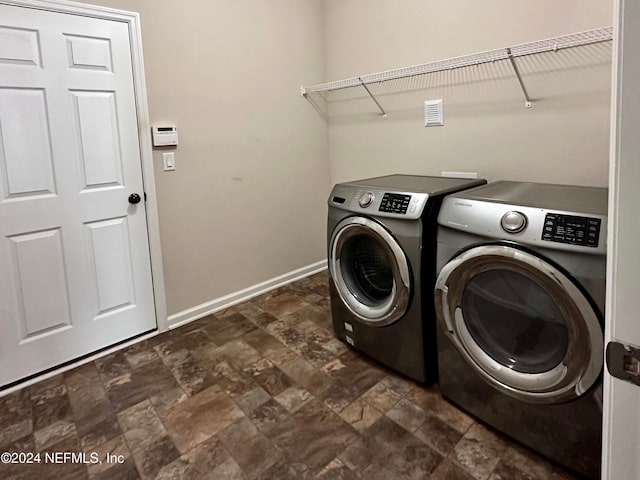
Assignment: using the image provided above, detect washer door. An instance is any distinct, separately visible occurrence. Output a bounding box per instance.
[329,216,411,326]
[435,244,603,404]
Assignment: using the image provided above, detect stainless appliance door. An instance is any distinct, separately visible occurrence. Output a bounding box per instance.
[329,216,411,326]
[435,244,603,404]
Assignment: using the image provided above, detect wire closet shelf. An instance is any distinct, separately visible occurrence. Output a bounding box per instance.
[301,26,613,116]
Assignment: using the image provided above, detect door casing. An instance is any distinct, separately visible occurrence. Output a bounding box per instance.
[603,0,640,478]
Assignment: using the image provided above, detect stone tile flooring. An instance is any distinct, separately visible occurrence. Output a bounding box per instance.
[0,271,584,479]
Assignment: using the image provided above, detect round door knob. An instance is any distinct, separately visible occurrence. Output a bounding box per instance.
[128,193,142,204]
[501,211,527,233]
[359,191,375,208]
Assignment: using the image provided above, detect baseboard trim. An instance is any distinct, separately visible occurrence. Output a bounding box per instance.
[167,260,328,330]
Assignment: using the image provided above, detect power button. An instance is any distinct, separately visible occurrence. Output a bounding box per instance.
[501,211,527,233]
[359,191,375,208]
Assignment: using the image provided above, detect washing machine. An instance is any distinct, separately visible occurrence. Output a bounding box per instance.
[327,174,486,382]
[434,181,606,479]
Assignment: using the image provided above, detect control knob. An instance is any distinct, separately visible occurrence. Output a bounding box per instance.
[359,191,375,208]
[501,211,527,233]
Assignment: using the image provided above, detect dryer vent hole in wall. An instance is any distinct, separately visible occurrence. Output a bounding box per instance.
[424,99,444,127]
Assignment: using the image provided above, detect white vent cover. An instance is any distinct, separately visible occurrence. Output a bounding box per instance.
[424,99,444,127]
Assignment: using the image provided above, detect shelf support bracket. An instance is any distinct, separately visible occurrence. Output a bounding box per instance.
[506,48,532,108]
[359,77,387,118]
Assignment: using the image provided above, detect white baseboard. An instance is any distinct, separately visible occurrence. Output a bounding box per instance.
[167,260,328,330]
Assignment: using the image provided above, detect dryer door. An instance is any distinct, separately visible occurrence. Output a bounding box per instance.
[435,244,603,404]
[329,216,411,326]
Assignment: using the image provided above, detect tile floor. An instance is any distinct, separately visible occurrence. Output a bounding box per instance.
[0,271,584,480]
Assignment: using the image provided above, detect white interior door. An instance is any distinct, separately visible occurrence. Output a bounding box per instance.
[0,3,156,387]
[603,0,640,478]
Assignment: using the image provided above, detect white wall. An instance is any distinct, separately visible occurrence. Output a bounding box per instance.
[322,0,613,187]
[89,0,330,317]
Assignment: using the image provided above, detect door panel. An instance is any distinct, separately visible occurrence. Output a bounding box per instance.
[64,34,113,71]
[0,88,56,199]
[0,4,156,387]
[86,216,136,317]
[9,228,72,337]
[0,25,41,66]
[71,90,124,189]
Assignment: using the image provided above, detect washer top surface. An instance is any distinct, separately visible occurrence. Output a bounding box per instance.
[340,174,486,196]
[450,181,608,216]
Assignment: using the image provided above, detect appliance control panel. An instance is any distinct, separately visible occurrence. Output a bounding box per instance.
[437,197,607,255]
[542,213,601,248]
[379,193,411,214]
[328,185,429,220]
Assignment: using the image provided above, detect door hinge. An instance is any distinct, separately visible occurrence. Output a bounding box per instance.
[606,341,640,386]
[144,192,147,202]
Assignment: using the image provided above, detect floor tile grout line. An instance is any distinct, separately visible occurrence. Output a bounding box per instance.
[115,424,144,480]
[93,349,186,480]
[228,289,374,474]
[110,383,147,480]
[136,290,316,476]
[152,343,191,402]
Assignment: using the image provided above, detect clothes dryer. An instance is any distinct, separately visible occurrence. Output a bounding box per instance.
[327,174,486,382]
[435,181,606,479]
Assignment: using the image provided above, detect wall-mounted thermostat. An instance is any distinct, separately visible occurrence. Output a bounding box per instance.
[152,125,178,146]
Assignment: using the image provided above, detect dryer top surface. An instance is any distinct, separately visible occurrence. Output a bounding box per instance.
[450,181,608,216]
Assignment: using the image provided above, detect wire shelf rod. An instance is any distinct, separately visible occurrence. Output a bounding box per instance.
[506,47,533,108]
[358,77,387,117]
[301,26,612,97]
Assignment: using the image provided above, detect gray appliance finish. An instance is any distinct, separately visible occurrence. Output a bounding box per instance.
[434,181,606,479]
[327,174,486,382]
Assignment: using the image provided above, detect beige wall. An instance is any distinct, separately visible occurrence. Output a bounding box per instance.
[85,0,612,319]
[323,0,613,187]
[91,0,329,316]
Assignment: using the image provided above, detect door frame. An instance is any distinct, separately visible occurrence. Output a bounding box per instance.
[602,0,640,478]
[0,0,168,335]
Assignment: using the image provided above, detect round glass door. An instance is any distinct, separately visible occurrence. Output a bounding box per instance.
[435,244,603,404]
[462,269,569,374]
[329,217,411,326]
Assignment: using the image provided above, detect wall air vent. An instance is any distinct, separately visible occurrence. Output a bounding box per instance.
[424,99,444,127]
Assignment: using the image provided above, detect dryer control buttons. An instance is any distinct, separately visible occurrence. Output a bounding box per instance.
[501,211,527,233]
[542,213,601,247]
[358,191,375,208]
[379,193,411,214]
